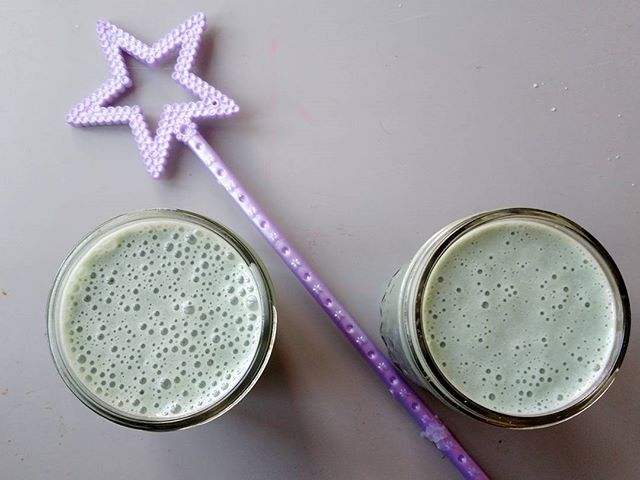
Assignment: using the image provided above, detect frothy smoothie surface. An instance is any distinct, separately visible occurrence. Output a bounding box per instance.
[421,219,617,416]
[57,218,264,420]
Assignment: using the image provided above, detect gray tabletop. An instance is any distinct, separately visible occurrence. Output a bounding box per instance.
[1,1,638,479]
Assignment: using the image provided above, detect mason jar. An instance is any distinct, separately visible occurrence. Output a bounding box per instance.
[48,209,277,430]
[380,208,630,428]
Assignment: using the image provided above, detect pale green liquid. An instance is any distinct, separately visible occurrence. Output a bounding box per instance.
[59,219,264,420]
[422,219,616,416]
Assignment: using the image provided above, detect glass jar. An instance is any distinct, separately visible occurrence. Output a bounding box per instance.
[380,208,630,428]
[48,209,277,430]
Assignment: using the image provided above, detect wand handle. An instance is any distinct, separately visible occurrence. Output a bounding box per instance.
[185,131,489,480]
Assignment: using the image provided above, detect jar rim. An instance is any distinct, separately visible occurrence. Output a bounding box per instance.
[405,208,630,428]
[47,209,277,431]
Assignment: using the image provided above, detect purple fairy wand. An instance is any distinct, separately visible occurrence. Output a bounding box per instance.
[66,13,489,479]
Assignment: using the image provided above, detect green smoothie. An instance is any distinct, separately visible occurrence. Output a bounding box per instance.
[58,217,265,420]
[421,218,617,416]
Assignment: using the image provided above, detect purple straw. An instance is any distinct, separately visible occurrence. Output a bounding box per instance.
[187,135,488,478]
[66,13,489,479]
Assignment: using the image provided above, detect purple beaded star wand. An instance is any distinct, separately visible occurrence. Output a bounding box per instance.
[66,13,488,479]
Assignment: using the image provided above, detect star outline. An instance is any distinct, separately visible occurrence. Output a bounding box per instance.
[66,12,238,178]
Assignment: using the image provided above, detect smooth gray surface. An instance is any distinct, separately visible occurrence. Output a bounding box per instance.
[1,1,638,479]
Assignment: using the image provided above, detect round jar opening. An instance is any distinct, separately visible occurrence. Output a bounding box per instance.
[48,209,276,430]
[412,209,629,427]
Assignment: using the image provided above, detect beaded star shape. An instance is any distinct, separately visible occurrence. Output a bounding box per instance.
[66,12,238,178]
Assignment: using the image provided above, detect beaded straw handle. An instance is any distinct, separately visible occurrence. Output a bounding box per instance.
[66,13,488,479]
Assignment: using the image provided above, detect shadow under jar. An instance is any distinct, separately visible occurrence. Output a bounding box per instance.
[48,209,276,431]
[380,208,630,428]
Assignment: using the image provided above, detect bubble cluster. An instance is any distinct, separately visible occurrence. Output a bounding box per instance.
[59,219,264,420]
[421,219,616,416]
